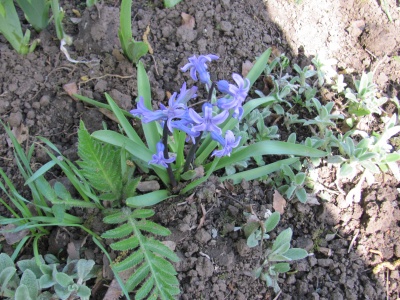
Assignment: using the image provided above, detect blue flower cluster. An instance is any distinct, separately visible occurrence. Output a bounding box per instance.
[130,54,250,168]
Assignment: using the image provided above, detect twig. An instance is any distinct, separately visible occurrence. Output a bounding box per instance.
[347,229,360,253]
[197,203,207,230]
[272,290,282,300]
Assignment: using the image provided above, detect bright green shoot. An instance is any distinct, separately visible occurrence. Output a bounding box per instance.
[0,0,39,54]
[119,0,148,64]
[164,0,183,7]
[15,0,50,32]
[50,0,72,45]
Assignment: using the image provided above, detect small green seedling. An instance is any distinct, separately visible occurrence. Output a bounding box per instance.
[278,164,308,203]
[119,0,149,64]
[0,0,39,54]
[254,228,308,293]
[345,72,387,116]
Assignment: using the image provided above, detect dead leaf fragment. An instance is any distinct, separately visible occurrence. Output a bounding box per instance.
[242,60,253,78]
[181,12,195,30]
[63,82,78,99]
[143,25,154,54]
[0,224,29,245]
[273,190,287,214]
[103,278,123,300]
[11,123,29,144]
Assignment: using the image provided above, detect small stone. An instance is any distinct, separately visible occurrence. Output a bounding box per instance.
[27,111,35,119]
[236,239,251,257]
[8,111,22,127]
[32,102,41,109]
[195,228,211,244]
[317,258,333,267]
[137,181,160,192]
[295,237,314,252]
[39,95,50,107]
[220,21,233,32]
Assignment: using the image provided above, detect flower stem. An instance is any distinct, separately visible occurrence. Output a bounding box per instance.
[183,82,216,172]
[162,122,177,188]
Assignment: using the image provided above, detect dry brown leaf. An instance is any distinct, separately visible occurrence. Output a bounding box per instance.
[273,190,287,214]
[181,12,195,29]
[63,82,78,99]
[99,108,119,123]
[242,60,253,78]
[11,124,29,144]
[0,224,29,245]
[103,278,123,300]
[143,25,154,54]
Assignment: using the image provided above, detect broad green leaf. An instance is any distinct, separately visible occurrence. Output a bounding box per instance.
[294,173,306,185]
[127,190,170,208]
[213,141,325,173]
[221,157,299,184]
[295,188,307,203]
[264,212,280,233]
[15,0,50,32]
[271,228,292,253]
[20,269,38,299]
[137,61,159,152]
[272,262,290,273]
[282,248,308,261]
[163,0,183,7]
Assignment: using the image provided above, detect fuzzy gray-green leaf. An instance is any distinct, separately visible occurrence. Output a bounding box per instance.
[20,269,38,299]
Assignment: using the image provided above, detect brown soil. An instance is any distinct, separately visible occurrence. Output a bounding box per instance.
[1,0,399,299]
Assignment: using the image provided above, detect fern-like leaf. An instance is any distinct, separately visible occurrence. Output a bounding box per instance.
[77,121,122,199]
[102,208,180,299]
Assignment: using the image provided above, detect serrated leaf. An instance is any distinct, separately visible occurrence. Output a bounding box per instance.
[144,238,179,262]
[110,235,139,251]
[136,220,171,236]
[131,209,155,219]
[125,263,151,291]
[113,251,144,273]
[101,223,134,239]
[102,211,128,224]
[77,121,122,195]
[135,277,154,300]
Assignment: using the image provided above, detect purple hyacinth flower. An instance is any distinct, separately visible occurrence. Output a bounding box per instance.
[130,83,197,132]
[188,103,228,135]
[181,54,219,84]
[130,97,166,123]
[211,130,241,157]
[217,73,250,120]
[170,119,200,144]
[149,141,176,168]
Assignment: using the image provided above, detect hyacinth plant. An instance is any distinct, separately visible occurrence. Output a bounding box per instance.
[75,48,326,194]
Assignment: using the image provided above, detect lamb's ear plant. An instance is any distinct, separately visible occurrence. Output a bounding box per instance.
[0,253,99,300]
[119,0,149,64]
[241,212,308,293]
[345,71,387,117]
[254,227,308,293]
[0,0,39,54]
